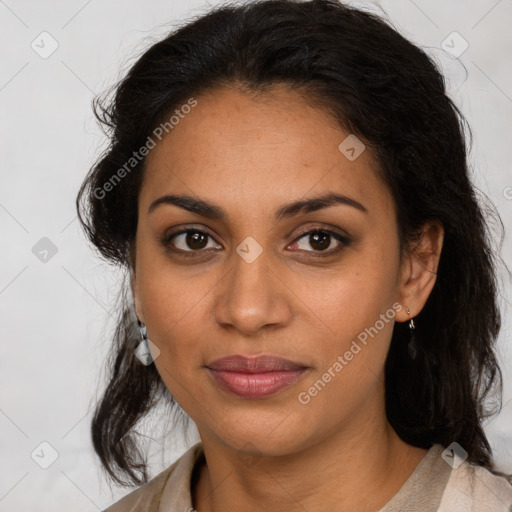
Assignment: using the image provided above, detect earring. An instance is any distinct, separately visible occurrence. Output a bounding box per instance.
[405,307,418,360]
[136,317,154,365]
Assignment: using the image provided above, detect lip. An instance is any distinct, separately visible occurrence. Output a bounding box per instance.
[207,355,307,372]
[206,355,309,398]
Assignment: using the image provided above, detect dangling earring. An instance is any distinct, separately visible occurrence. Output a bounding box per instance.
[136,317,154,365]
[405,307,417,360]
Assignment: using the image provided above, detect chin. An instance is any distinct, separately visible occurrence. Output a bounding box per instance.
[213,418,313,458]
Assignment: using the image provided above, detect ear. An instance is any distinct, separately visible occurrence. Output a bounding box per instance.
[130,270,145,324]
[395,220,444,323]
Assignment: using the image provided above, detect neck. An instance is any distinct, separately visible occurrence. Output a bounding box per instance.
[192,403,428,512]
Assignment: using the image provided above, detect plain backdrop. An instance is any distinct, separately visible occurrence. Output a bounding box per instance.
[1,0,511,510]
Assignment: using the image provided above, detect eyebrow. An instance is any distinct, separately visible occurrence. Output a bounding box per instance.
[147,192,368,221]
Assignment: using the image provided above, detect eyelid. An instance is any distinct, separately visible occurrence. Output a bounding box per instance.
[291,222,351,243]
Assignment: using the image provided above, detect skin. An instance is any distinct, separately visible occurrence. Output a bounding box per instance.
[132,84,444,512]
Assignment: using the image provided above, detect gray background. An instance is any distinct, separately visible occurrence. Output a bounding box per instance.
[1,0,511,509]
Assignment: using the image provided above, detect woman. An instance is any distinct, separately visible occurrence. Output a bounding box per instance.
[76,0,512,510]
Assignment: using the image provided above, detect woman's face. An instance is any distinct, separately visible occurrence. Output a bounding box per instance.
[132,85,434,456]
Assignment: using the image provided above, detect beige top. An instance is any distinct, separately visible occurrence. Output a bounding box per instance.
[103,442,512,511]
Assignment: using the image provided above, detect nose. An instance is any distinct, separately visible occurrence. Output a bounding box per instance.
[214,244,292,336]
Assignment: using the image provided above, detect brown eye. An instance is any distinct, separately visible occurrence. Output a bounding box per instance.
[161,229,221,254]
[184,231,208,250]
[308,232,331,251]
[290,227,351,256]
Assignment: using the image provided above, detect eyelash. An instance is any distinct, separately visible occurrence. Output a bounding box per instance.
[159,224,351,259]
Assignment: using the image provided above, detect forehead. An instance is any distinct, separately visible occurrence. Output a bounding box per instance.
[141,85,393,220]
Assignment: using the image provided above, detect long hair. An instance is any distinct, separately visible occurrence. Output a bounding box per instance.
[76,0,509,486]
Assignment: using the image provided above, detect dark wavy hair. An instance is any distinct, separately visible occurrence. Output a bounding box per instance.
[76,0,509,487]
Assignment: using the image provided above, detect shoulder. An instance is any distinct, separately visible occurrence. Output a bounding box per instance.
[103,442,203,512]
[438,461,512,511]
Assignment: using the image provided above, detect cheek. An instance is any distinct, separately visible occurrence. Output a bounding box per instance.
[149,306,207,412]
[292,255,398,344]
[292,251,400,389]
[295,282,397,423]
[136,235,214,327]
[135,253,213,380]
[322,276,397,343]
